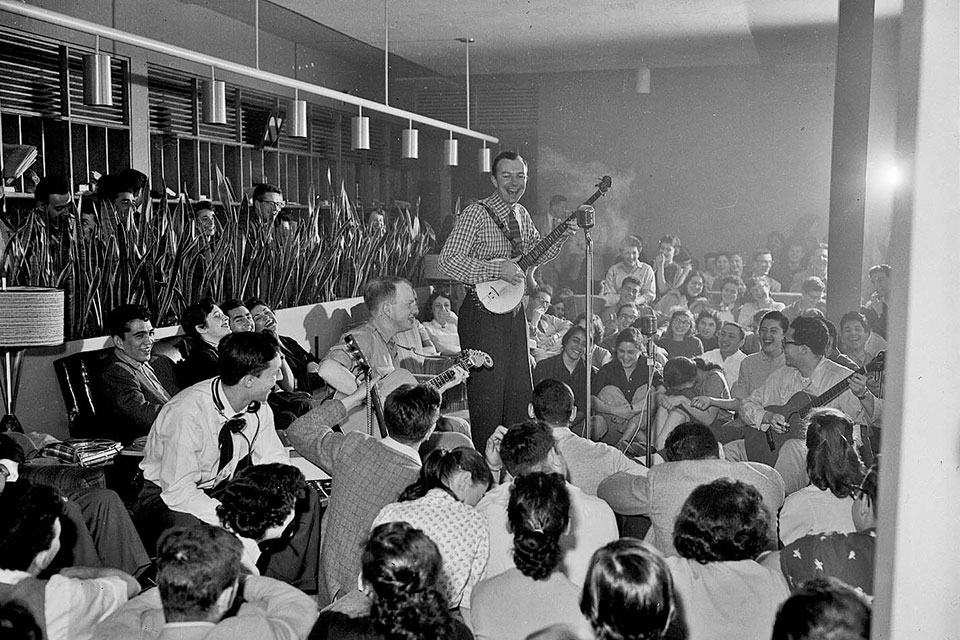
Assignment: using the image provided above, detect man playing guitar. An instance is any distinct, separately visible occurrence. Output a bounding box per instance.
[730,316,880,494]
[439,151,579,450]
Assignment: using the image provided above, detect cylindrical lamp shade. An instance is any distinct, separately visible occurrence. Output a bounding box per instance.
[289,99,308,137]
[202,80,227,124]
[401,127,419,159]
[478,145,492,173]
[351,115,370,150]
[0,288,65,347]
[636,66,651,94]
[444,137,459,166]
[83,53,113,106]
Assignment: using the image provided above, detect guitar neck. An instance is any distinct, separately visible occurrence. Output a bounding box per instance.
[809,363,869,411]
[517,185,607,271]
[427,364,464,389]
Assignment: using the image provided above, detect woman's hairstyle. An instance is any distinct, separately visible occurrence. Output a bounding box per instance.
[804,408,865,498]
[616,327,643,349]
[771,577,870,640]
[363,522,456,640]
[399,446,493,502]
[574,313,605,344]
[216,463,306,540]
[716,274,745,298]
[668,309,695,338]
[508,472,570,581]
[681,270,704,303]
[421,290,452,322]
[561,324,588,351]
[695,308,721,330]
[662,356,697,391]
[673,478,771,563]
[580,539,676,640]
[746,276,771,299]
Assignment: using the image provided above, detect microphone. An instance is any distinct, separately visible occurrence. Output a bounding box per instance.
[576,205,595,229]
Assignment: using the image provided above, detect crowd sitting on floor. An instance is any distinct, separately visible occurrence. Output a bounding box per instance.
[0,213,888,640]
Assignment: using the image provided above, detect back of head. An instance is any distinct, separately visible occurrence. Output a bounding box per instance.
[218,331,279,385]
[216,463,305,540]
[500,420,556,477]
[118,168,148,193]
[180,297,216,340]
[790,317,829,356]
[508,472,570,581]
[364,276,409,314]
[107,303,151,339]
[804,408,864,498]
[673,478,770,563]
[399,446,493,502]
[0,484,64,572]
[362,521,453,639]
[157,525,242,622]
[35,175,70,205]
[771,577,870,640]
[532,379,575,426]
[581,538,676,640]
[662,357,697,391]
[662,422,720,462]
[384,384,441,445]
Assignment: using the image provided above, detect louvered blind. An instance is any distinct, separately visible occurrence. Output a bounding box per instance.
[415,82,539,131]
[309,106,339,158]
[0,29,62,117]
[148,64,195,136]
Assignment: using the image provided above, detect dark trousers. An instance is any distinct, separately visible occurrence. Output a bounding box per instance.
[135,479,322,594]
[458,293,533,450]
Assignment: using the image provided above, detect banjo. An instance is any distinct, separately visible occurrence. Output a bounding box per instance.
[475,176,612,314]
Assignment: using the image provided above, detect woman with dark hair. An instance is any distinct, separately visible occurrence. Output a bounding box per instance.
[574,313,613,369]
[373,447,492,611]
[655,309,704,359]
[534,325,598,435]
[655,270,706,316]
[667,478,788,640]
[771,577,871,640]
[653,356,730,450]
[421,290,461,356]
[711,274,744,324]
[581,538,677,640]
[470,473,589,639]
[309,522,471,640]
[779,408,865,546]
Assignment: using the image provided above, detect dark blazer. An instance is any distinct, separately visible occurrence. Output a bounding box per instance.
[278,334,323,392]
[179,339,220,387]
[97,351,180,444]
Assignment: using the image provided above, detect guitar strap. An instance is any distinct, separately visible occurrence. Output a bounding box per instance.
[479,202,523,258]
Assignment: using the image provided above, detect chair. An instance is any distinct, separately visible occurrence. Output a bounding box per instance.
[53,348,112,439]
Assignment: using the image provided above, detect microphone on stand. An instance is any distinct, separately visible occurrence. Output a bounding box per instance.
[576,205,596,229]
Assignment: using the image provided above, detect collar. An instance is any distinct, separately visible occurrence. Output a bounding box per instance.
[760,350,785,362]
[114,347,148,369]
[0,569,32,585]
[483,191,516,216]
[366,319,398,350]
[796,356,830,381]
[381,437,422,465]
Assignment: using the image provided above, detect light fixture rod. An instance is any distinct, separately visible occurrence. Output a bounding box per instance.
[465,40,470,129]
[384,0,389,104]
[0,0,498,144]
[254,0,260,70]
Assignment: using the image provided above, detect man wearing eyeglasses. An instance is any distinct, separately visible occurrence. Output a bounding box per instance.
[252,183,286,225]
[733,316,880,495]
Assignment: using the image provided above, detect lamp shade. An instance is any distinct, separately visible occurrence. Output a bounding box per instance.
[352,115,370,150]
[444,137,459,166]
[478,145,492,173]
[202,79,227,124]
[83,53,113,106]
[289,98,308,137]
[401,127,419,159]
[636,66,651,94]
[0,287,64,347]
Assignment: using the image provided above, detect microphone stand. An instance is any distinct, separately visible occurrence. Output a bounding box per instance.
[644,329,657,468]
[577,206,596,438]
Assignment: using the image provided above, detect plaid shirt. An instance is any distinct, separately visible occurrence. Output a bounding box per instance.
[439,191,563,285]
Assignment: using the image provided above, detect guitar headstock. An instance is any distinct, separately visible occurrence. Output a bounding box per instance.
[458,349,493,370]
[344,334,373,379]
[597,176,612,195]
[865,351,886,374]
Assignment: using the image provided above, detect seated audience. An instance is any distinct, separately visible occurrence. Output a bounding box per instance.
[476,421,618,588]
[216,463,306,576]
[700,321,747,388]
[420,290,461,356]
[373,447,492,611]
[531,379,646,497]
[861,264,890,339]
[770,239,808,291]
[528,286,573,362]
[222,299,255,333]
[136,332,321,592]
[94,525,317,640]
[749,249,782,292]
[653,357,730,450]
[839,310,887,368]
[0,484,138,640]
[783,276,826,321]
[471,473,591,640]
[653,236,688,297]
[771,577,871,640]
[309,522,471,640]
[655,269,705,316]
[600,277,646,337]
[790,243,829,293]
[574,313,613,369]
[656,309,704,360]
[598,422,784,555]
[694,308,721,352]
[579,539,679,640]
[737,276,785,326]
[777,461,879,599]
[285,383,440,605]
[534,326,600,439]
[97,303,180,444]
[601,235,655,307]
[599,302,638,353]
[667,479,789,640]
[779,408,865,546]
[179,297,232,387]
[712,274,744,324]
[823,319,860,371]
[729,252,745,278]
[245,297,323,394]
[710,253,731,289]
[592,328,665,450]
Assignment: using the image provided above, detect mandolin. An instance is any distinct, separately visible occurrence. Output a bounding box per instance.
[743,352,885,466]
[475,176,612,314]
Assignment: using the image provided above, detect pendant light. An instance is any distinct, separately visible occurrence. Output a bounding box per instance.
[290,88,308,138]
[83,35,113,106]
[401,120,418,159]
[352,106,370,150]
[202,66,226,124]
[444,131,459,167]
[479,141,492,173]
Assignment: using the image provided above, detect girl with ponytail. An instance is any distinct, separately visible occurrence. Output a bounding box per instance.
[470,472,591,639]
[309,522,471,640]
[778,407,865,545]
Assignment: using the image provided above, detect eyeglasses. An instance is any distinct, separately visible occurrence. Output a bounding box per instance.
[257,199,286,209]
[783,340,803,347]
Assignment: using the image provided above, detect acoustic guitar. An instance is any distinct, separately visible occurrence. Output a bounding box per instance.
[743,352,885,466]
[338,348,493,437]
[344,334,387,438]
[475,176,612,314]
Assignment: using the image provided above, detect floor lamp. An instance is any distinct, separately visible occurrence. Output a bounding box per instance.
[0,285,65,433]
